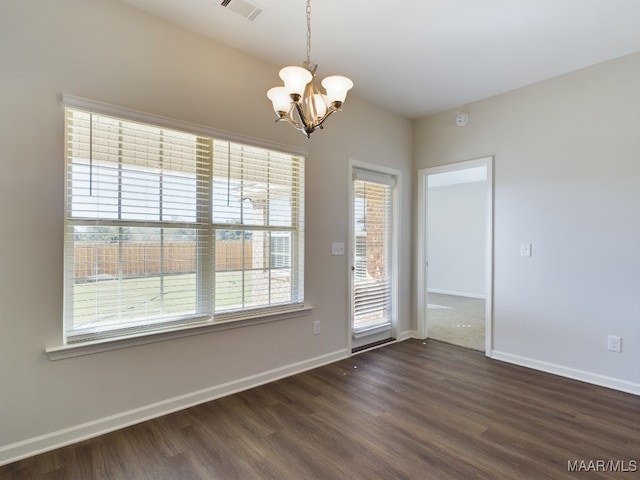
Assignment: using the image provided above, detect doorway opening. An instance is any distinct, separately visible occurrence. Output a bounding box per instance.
[417,157,493,355]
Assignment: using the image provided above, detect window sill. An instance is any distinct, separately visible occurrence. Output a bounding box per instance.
[45,305,314,361]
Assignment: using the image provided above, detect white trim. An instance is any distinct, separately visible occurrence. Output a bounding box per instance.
[352,169,396,186]
[390,168,401,345]
[61,94,309,158]
[491,350,640,396]
[398,329,420,341]
[422,158,491,175]
[427,289,485,299]
[47,305,313,360]
[349,159,402,179]
[347,162,355,352]
[416,169,428,339]
[1,346,349,467]
[417,156,494,355]
[485,157,495,354]
[352,324,392,339]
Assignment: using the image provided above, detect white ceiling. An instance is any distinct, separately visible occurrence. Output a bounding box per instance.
[119,0,640,119]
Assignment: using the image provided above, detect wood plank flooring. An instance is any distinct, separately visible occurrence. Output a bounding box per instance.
[2,339,639,479]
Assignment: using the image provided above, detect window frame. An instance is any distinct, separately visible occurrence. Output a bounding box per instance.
[49,95,310,359]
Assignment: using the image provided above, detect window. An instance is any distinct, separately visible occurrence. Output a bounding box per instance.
[64,105,304,343]
[269,234,291,269]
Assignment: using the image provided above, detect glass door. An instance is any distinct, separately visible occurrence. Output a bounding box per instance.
[351,167,396,351]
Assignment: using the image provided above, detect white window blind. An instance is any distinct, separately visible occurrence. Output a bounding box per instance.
[211,140,304,318]
[64,106,304,343]
[352,170,394,332]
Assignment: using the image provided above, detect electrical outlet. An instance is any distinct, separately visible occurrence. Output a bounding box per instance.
[607,335,622,353]
[313,320,320,335]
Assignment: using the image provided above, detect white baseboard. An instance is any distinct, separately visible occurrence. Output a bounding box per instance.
[398,329,420,341]
[491,350,640,396]
[428,289,485,299]
[0,348,350,467]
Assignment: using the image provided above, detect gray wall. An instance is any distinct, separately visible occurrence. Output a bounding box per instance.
[427,181,487,297]
[0,0,413,463]
[414,52,640,391]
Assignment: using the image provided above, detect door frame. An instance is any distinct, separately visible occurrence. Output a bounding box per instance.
[348,159,401,352]
[416,156,494,356]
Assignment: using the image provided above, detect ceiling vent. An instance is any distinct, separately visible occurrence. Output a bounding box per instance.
[220,0,264,21]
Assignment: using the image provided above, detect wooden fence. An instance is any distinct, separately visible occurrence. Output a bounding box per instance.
[74,241,253,278]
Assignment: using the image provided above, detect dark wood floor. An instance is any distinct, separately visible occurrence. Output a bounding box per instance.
[3,339,639,479]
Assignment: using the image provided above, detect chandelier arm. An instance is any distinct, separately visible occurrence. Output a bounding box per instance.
[275,113,306,133]
[293,101,317,138]
[292,101,312,130]
[273,102,342,137]
[313,107,340,130]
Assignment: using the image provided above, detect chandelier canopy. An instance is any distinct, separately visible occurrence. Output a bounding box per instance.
[267,0,353,138]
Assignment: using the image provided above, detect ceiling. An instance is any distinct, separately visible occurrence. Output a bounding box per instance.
[119,0,640,119]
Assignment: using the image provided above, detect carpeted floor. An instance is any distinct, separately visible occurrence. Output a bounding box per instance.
[427,292,485,351]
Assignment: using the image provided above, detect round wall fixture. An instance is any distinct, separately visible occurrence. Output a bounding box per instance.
[456,113,469,127]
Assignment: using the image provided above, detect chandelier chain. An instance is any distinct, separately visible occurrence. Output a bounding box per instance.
[306,0,311,63]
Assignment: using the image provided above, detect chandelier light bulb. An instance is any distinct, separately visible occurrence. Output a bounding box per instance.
[308,93,327,120]
[267,87,292,116]
[321,75,354,106]
[279,66,313,99]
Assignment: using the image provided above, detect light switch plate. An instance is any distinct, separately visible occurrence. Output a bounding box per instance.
[331,242,345,256]
[520,243,532,257]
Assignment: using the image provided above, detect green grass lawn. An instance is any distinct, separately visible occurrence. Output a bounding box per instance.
[72,271,250,327]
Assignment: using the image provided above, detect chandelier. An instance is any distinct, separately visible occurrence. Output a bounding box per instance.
[267,0,353,138]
